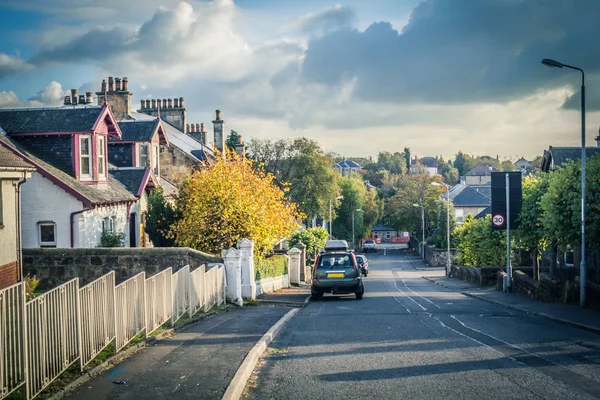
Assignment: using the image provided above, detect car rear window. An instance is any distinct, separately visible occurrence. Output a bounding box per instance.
[318,254,355,269]
[365,240,374,244]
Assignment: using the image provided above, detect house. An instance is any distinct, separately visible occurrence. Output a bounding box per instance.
[540,139,600,172]
[333,160,362,176]
[410,157,439,176]
[446,184,491,224]
[514,157,532,175]
[372,225,400,242]
[463,164,497,185]
[0,144,35,289]
[0,102,138,248]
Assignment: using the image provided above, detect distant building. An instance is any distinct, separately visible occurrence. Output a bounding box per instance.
[410,156,439,176]
[540,137,600,172]
[333,160,362,176]
[371,225,400,242]
[446,184,491,224]
[463,164,497,185]
[514,157,533,175]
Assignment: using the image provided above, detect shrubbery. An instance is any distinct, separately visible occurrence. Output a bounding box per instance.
[255,255,289,280]
[288,227,329,259]
[453,215,504,267]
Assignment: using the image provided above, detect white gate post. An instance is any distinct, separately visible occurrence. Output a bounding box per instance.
[287,247,302,286]
[237,239,257,299]
[222,248,243,306]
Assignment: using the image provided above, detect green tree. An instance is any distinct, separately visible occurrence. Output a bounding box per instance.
[333,174,367,245]
[403,147,411,171]
[288,227,329,259]
[430,198,457,249]
[226,130,241,150]
[453,215,505,267]
[146,188,177,247]
[453,151,467,176]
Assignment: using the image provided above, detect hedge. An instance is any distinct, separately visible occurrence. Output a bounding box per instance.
[255,254,289,280]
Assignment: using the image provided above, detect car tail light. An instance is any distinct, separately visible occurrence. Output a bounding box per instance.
[313,279,318,285]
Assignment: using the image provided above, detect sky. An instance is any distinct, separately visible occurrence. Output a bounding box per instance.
[1,0,600,161]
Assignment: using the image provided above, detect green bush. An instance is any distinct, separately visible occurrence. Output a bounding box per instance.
[255,254,289,280]
[453,215,504,267]
[99,230,125,247]
[288,227,328,258]
[24,274,40,301]
[146,188,177,247]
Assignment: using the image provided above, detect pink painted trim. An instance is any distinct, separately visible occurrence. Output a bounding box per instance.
[73,135,80,178]
[92,104,122,139]
[91,133,98,181]
[82,180,109,185]
[136,168,158,197]
[156,120,169,146]
[9,131,91,137]
[109,140,151,145]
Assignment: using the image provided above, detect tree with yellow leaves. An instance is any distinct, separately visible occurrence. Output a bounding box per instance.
[172,151,303,255]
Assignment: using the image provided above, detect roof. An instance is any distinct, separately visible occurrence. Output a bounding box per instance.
[334,160,362,169]
[541,146,600,172]
[0,143,35,171]
[129,112,213,161]
[0,134,136,207]
[113,119,166,144]
[420,157,438,168]
[475,206,491,219]
[451,185,491,207]
[372,225,397,231]
[159,177,179,198]
[0,106,109,134]
[465,164,497,176]
[109,167,158,197]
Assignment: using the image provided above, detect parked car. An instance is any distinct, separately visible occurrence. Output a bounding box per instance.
[363,239,377,253]
[311,240,364,300]
[355,254,369,277]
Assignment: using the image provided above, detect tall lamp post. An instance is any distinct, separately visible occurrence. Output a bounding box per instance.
[412,204,425,260]
[432,182,451,277]
[542,58,587,307]
[329,195,344,240]
[352,209,362,250]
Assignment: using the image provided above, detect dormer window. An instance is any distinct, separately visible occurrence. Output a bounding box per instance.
[153,144,159,176]
[80,136,92,180]
[97,136,106,179]
[139,144,149,167]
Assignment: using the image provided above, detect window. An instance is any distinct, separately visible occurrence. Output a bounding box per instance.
[152,145,159,176]
[97,136,106,178]
[386,231,391,240]
[80,136,92,179]
[139,144,149,167]
[0,182,3,227]
[38,222,56,247]
[102,216,116,233]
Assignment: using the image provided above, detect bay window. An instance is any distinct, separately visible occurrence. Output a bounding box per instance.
[80,136,92,179]
[98,136,106,178]
[153,145,159,176]
[139,144,149,167]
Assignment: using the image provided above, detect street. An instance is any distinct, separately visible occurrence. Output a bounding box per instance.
[246,250,600,400]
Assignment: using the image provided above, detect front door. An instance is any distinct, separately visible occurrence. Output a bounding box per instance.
[129,213,137,247]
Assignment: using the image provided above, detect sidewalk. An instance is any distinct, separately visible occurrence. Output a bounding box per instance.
[423,273,600,335]
[63,307,291,400]
[256,286,311,307]
[405,252,446,271]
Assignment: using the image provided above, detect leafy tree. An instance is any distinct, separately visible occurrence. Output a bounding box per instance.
[333,174,367,244]
[438,158,459,185]
[146,188,177,247]
[226,130,241,150]
[376,151,405,175]
[430,198,457,249]
[288,227,329,259]
[453,151,467,176]
[453,215,505,267]
[99,230,125,247]
[514,174,549,278]
[173,151,303,255]
[403,147,411,171]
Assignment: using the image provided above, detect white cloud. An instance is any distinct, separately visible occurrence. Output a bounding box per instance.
[0,82,69,108]
[0,53,34,78]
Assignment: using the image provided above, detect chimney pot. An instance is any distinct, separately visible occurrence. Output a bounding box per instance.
[141,100,146,109]
[151,99,156,109]
[78,94,85,104]
[122,77,128,91]
[186,123,190,133]
[174,98,179,108]
[86,92,93,105]
[101,79,107,92]
[238,135,243,144]
[115,77,121,91]
[64,96,71,105]
[168,98,173,109]
[162,99,168,109]
[71,89,78,105]
[179,97,184,107]
[108,77,114,91]
[200,123,206,133]
[216,109,222,120]
[196,123,200,133]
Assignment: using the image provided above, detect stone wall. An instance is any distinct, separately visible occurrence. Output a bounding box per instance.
[450,265,499,285]
[160,144,200,185]
[23,248,222,289]
[413,239,457,267]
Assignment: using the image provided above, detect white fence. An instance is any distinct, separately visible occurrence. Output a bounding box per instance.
[0,264,225,400]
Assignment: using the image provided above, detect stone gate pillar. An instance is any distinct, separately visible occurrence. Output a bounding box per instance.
[294,243,308,283]
[287,247,302,286]
[237,239,256,299]
[222,247,243,306]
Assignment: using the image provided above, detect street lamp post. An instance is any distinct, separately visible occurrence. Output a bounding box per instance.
[542,58,587,307]
[329,195,344,240]
[412,204,425,260]
[432,182,451,277]
[352,209,362,250]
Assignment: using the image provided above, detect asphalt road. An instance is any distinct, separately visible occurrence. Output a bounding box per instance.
[245,250,600,400]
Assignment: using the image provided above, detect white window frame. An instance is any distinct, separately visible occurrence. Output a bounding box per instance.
[139,144,149,167]
[386,231,391,240]
[97,136,106,179]
[79,135,92,180]
[38,222,57,247]
[152,144,159,176]
[102,216,116,233]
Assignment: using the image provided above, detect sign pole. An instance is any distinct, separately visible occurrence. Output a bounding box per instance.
[506,173,511,290]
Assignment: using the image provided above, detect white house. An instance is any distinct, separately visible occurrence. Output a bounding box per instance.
[333,160,362,176]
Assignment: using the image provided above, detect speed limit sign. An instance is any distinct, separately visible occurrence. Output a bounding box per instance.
[492,214,505,227]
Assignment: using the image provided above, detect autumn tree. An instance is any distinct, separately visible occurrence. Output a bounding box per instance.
[172,151,303,255]
[145,188,177,247]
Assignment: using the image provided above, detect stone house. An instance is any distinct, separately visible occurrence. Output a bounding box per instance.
[446,184,491,224]
[410,157,439,176]
[0,103,139,249]
[463,164,497,185]
[0,144,35,289]
[540,139,600,172]
[514,157,533,175]
[372,225,400,242]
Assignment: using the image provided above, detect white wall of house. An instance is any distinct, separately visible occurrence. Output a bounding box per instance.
[455,206,487,224]
[21,172,83,248]
[75,203,131,248]
[0,178,18,265]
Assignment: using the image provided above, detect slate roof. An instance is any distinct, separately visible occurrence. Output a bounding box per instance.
[109,168,149,197]
[541,146,600,172]
[450,185,491,207]
[159,177,179,198]
[113,120,160,142]
[0,142,35,170]
[420,157,438,168]
[334,160,361,169]
[0,134,136,207]
[372,225,397,231]
[465,164,497,176]
[0,106,104,133]
[475,206,491,219]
